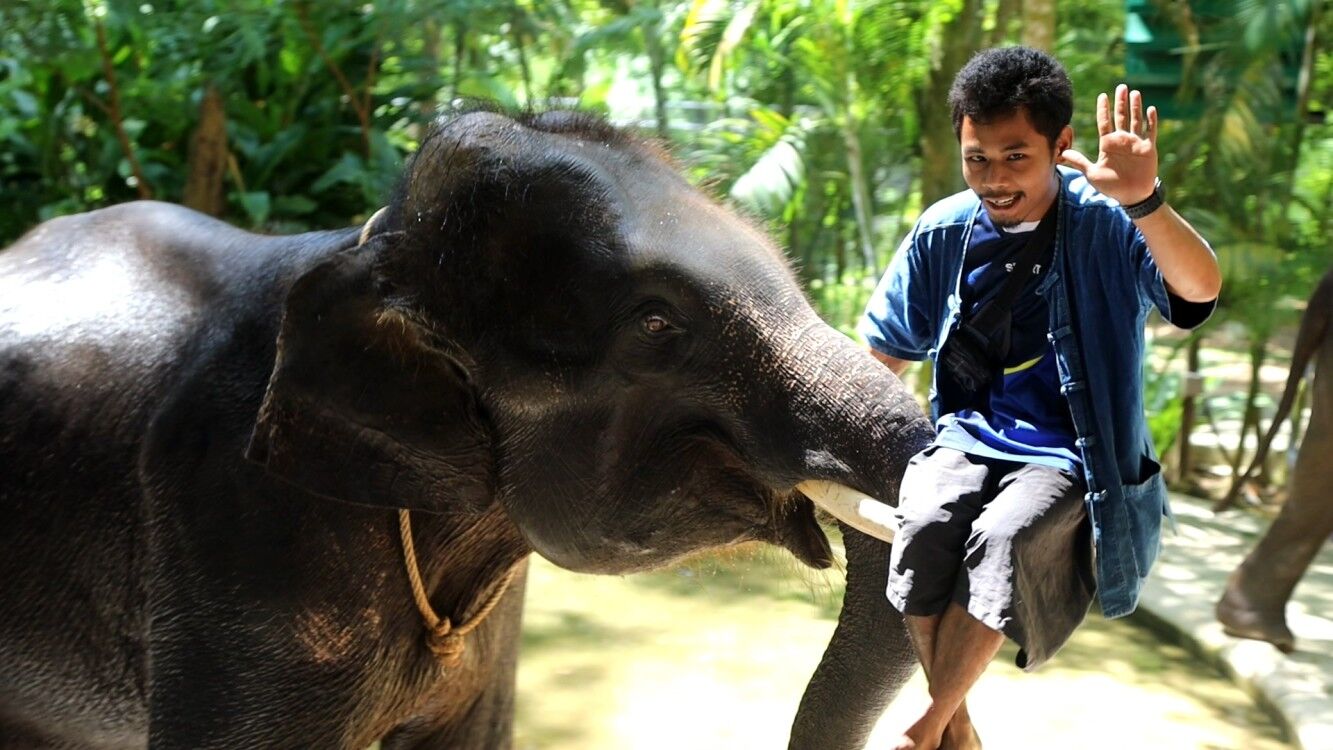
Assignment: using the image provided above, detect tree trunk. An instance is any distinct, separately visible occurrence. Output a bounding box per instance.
[94,18,152,199]
[1281,0,1320,193]
[988,0,1022,46]
[780,66,796,120]
[642,17,670,139]
[841,111,876,273]
[916,0,982,206]
[834,224,846,281]
[1175,336,1202,484]
[1279,376,1310,487]
[416,18,442,137]
[511,9,532,105]
[1236,339,1269,478]
[1217,337,1269,511]
[788,202,802,271]
[183,85,227,218]
[807,192,841,282]
[452,20,467,101]
[1022,0,1056,51]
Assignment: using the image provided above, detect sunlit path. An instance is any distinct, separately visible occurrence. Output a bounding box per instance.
[515,539,1288,750]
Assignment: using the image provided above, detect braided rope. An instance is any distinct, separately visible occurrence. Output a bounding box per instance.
[363,216,516,670]
[398,509,517,668]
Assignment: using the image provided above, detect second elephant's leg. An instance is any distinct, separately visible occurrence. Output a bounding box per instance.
[1217,437,1333,652]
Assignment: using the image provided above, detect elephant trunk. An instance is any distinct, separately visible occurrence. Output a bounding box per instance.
[789,525,918,749]
[751,321,933,749]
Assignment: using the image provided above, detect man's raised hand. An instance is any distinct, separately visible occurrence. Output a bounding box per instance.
[1057,84,1159,206]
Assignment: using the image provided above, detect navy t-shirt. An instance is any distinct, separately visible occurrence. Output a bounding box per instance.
[933,211,1082,472]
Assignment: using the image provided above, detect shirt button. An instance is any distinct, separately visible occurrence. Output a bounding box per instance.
[1046,332,1056,343]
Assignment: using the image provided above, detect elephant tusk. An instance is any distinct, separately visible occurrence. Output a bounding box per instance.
[796,480,898,543]
[359,206,388,246]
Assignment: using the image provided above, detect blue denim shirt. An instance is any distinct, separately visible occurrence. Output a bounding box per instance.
[860,167,1215,618]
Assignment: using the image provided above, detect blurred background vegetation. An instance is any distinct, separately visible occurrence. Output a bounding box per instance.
[0,0,1329,506]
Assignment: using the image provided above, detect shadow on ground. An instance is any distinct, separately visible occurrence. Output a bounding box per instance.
[515,530,1291,750]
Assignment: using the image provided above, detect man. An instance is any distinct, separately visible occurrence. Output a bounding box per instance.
[859,47,1220,750]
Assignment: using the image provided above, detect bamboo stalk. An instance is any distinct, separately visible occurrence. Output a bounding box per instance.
[94,18,152,199]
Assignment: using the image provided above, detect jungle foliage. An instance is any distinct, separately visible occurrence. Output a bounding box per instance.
[1,0,1330,497]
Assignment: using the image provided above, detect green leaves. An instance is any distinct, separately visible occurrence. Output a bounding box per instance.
[679,0,759,91]
[237,190,271,225]
[730,133,805,215]
[9,89,38,119]
[0,0,1325,356]
[310,152,365,195]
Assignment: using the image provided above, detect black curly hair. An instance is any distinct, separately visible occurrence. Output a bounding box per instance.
[948,46,1073,147]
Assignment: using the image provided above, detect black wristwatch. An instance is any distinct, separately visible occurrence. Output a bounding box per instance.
[1122,178,1165,220]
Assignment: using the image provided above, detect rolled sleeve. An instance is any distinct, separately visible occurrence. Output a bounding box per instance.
[1132,231,1216,331]
[858,230,935,360]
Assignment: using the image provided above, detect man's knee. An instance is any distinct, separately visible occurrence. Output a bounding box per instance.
[895,500,971,559]
[895,453,985,548]
[889,507,972,615]
[963,510,1025,560]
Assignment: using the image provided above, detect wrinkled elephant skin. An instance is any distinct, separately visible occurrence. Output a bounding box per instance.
[0,111,933,749]
[1217,268,1333,652]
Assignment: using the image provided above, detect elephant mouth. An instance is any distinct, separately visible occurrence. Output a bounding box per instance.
[770,482,899,570]
[773,492,835,569]
[795,480,898,545]
[671,422,897,570]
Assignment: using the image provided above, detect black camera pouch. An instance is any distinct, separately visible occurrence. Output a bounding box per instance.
[940,314,1011,396]
[938,204,1056,402]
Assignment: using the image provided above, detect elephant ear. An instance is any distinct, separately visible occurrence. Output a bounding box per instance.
[246,235,493,514]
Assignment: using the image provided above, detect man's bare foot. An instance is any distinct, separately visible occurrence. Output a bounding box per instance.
[940,721,982,750]
[896,717,980,750]
[895,713,946,750]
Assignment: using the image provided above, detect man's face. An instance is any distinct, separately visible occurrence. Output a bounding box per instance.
[959,108,1073,228]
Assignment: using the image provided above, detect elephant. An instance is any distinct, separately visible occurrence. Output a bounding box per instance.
[1216,267,1333,652]
[0,110,933,749]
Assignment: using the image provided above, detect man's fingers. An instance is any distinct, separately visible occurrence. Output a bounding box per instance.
[1058,149,1094,173]
[1146,105,1158,143]
[1097,92,1111,136]
[1115,84,1129,131]
[1130,89,1143,135]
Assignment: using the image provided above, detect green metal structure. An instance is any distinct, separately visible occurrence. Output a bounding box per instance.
[1124,0,1307,121]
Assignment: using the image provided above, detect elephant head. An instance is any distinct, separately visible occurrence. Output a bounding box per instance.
[247,110,932,748]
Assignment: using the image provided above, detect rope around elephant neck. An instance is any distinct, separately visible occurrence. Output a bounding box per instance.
[358,208,517,670]
[397,509,518,668]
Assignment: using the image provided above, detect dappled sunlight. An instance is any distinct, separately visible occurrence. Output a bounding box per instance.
[515,527,1293,750]
[865,615,1289,750]
[1142,493,1333,749]
[515,551,837,749]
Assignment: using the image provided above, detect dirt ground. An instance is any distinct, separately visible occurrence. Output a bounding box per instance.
[514,543,1290,750]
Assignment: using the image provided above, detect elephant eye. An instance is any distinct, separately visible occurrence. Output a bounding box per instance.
[642,313,673,335]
